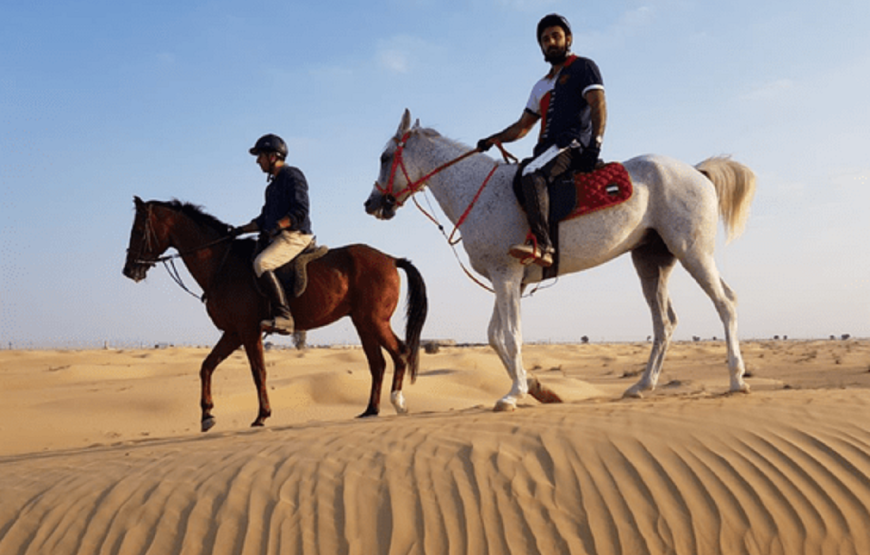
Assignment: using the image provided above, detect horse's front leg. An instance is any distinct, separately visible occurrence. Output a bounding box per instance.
[242,334,272,426]
[487,273,527,412]
[200,332,242,432]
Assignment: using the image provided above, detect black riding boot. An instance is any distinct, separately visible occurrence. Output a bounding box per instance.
[257,270,294,335]
[509,175,554,267]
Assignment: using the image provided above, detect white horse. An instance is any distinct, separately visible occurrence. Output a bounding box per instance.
[365,109,757,411]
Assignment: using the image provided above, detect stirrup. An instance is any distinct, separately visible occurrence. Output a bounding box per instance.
[260,317,294,336]
[508,234,553,267]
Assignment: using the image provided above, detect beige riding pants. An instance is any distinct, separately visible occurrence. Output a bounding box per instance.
[253,230,314,278]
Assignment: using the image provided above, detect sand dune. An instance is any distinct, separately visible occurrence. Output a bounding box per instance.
[1,340,869,554]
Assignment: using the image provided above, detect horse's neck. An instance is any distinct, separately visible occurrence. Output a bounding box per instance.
[419,138,495,224]
[168,215,226,291]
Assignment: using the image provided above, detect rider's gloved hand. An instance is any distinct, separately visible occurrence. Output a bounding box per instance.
[576,144,600,173]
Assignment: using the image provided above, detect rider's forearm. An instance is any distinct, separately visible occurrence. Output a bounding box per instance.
[495,121,531,144]
[587,90,607,144]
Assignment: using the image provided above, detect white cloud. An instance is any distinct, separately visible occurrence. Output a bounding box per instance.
[574,5,658,51]
[619,5,655,29]
[740,78,794,102]
[379,49,411,73]
[376,35,436,74]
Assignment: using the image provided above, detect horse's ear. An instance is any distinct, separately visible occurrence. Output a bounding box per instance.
[413,118,421,130]
[134,196,144,208]
[398,108,412,137]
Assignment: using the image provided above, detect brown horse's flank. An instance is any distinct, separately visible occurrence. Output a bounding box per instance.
[123,198,427,430]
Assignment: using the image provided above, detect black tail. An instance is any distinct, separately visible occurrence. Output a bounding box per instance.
[396,258,427,383]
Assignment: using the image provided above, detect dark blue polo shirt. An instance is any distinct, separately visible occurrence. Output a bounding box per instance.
[254,165,313,235]
[533,55,604,156]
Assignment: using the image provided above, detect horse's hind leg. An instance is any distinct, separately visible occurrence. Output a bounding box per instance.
[356,326,389,418]
[355,313,410,416]
[200,332,242,432]
[680,253,749,394]
[241,333,272,426]
[386,336,410,415]
[624,239,678,398]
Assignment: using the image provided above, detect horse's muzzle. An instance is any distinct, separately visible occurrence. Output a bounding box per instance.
[364,188,397,220]
[122,262,150,283]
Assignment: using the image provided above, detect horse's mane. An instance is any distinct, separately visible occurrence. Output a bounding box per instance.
[417,127,472,152]
[159,199,233,235]
[384,125,471,153]
[153,199,258,259]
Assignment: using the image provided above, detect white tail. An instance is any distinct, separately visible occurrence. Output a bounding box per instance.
[696,156,757,242]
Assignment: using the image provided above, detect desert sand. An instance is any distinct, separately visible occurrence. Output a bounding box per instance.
[1,339,869,554]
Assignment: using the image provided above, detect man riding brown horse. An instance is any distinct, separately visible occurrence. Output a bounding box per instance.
[231,134,314,335]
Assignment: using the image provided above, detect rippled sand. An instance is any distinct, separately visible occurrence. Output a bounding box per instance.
[1,339,868,554]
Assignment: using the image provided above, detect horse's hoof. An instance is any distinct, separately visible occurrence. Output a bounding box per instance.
[729,382,751,395]
[250,420,265,427]
[357,410,379,418]
[494,399,517,412]
[391,392,408,415]
[201,417,216,432]
[622,388,644,399]
[527,377,563,404]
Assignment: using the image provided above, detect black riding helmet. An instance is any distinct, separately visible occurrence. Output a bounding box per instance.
[249,134,288,160]
[537,13,572,44]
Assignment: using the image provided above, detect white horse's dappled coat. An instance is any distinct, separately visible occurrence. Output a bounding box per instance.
[366,109,757,411]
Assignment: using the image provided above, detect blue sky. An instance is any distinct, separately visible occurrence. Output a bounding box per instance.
[2,0,868,348]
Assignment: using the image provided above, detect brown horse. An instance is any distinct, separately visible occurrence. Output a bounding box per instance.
[123,197,427,431]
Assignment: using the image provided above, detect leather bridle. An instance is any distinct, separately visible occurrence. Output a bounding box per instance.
[127,202,234,301]
[373,129,520,293]
[375,130,516,208]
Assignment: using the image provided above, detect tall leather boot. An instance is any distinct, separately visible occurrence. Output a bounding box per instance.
[257,270,295,335]
[509,175,554,267]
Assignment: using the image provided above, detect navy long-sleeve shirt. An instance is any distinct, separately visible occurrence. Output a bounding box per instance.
[254,165,313,235]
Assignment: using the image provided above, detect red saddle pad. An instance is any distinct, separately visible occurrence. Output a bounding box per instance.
[557,162,633,222]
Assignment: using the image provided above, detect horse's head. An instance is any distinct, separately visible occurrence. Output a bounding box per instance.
[365,108,423,220]
[123,196,173,282]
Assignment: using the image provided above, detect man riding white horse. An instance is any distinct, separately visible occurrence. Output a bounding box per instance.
[477,13,608,268]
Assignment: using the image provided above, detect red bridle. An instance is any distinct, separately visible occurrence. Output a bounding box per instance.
[374,129,521,293]
[376,129,517,207]
[375,130,474,206]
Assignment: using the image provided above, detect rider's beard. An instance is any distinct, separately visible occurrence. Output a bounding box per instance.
[544,45,569,65]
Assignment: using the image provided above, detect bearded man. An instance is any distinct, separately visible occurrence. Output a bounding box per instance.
[477,14,608,267]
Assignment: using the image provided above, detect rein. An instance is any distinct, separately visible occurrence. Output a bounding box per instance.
[376,130,517,206]
[377,130,555,297]
[377,130,520,293]
[131,203,235,301]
